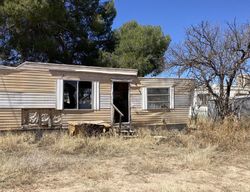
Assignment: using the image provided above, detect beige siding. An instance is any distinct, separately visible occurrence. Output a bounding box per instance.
[131,108,190,126]
[0,64,137,130]
[0,70,56,93]
[0,63,194,130]
[131,78,194,126]
[0,109,21,130]
[0,69,56,130]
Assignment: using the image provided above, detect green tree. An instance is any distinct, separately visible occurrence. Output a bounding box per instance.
[101,21,171,76]
[0,0,116,66]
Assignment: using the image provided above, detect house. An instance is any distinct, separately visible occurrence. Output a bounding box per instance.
[192,83,250,118]
[0,62,195,131]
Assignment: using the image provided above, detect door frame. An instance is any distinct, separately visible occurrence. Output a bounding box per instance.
[111,79,132,124]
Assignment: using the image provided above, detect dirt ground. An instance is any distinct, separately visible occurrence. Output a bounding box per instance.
[0,127,250,192]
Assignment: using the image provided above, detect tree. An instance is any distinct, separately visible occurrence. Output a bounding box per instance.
[0,0,116,66]
[101,21,170,76]
[167,21,250,120]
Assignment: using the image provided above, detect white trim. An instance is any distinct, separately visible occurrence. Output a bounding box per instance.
[111,79,133,82]
[93,81,100,110]
[76,81,79,109]
[111,82,114,123]
[170,86,175,109]
[56,79,63,110]
[142,87,147,110]
[128,83,131,123]
[142,86,175,110]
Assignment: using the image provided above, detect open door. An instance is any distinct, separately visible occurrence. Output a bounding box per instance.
[113,82,129,123]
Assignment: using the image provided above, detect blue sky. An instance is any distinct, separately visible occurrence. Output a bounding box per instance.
[112,0,250,76]
[113,0,250,44]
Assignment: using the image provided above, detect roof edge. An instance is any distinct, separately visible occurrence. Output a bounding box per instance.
[139,77,195,80]
[16,61,138,76]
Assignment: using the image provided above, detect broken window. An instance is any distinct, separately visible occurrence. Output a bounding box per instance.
[197,94,209,106]
[147,88,170,109]
[64,81,77,109]
[78,82,92,109]
[63,80,92,109]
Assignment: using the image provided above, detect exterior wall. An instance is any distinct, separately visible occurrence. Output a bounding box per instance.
[131,78,194,126]
[0,69,56,130]
[0,109,21,130]
[0,64,137,130]
[53,71,137,128]
[0,63,194,130]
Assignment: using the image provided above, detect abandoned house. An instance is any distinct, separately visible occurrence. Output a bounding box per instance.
[0,62,194,131]
[192,80,250,118]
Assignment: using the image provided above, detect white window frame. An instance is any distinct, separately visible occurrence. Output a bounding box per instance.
[56,79,99,110]
[142,86,174,110]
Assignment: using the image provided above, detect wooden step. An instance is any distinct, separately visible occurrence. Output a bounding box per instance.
[120,129,136,136]
[123,135,138,139]
[112,123,136,136]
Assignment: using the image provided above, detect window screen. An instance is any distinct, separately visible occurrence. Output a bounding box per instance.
[147,88,170,109]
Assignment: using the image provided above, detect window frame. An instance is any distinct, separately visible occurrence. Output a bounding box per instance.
[146,87,171,110]
[63,80,93,110]
[197,93,210,106]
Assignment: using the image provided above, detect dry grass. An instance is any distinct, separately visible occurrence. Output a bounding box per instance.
[0,119,250,192]
[192,117,250,151]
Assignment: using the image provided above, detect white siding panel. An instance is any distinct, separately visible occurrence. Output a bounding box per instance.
[100,95,111,109]
[0,92,56,108]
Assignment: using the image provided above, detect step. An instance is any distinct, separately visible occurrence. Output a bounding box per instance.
[119,129,136,136]
[123,135,138,139]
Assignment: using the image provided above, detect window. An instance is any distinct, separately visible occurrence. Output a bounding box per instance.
[64,81,77,109]
[78,82,92,109]
[63,81,92,109]
[147,88,170,109]
[197,94,209,106]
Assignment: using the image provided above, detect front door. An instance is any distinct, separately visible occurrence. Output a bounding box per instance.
[113,82,129,123]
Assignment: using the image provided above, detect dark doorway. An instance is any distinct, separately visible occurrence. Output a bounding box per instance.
[113,82,129,123]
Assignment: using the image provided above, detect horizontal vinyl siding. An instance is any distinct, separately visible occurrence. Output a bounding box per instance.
[100,83,111,109]
[0,70,56,130]
[0,109,21,130]
[100,95,111,109]
[175,94,192,107]
[0,92,56,108]
[131,108,190,126]
[0,70,56,93]
[131,95,141,108]
[130,78,194,126]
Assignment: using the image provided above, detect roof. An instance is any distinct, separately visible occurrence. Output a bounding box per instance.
[14,61,138,76]
[0,65,16,70]
[140,77,195,81]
